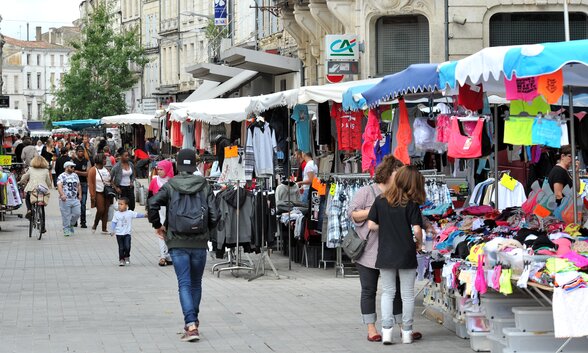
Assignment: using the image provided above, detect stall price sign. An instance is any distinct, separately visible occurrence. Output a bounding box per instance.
[0,155,12,166]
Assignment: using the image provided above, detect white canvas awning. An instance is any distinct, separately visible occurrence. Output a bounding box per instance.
[101,113,158,126]
[0,108,25,127]
[168,97,252,125]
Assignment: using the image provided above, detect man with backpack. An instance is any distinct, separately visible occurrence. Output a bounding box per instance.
[147,149,219,342]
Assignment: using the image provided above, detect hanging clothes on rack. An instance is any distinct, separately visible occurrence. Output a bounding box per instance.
[331,102,363,151]
[291,105,311,153]
[246,120,277,176]
[215,186,254,257]
[393,98,412,165]
[361,109,382,174]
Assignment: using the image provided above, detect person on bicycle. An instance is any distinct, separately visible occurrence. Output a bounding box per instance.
[20,156,52,233]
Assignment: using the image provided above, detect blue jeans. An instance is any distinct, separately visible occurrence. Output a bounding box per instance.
[116,234,131,260]
[80,182,88,225]
[169,248,207,326]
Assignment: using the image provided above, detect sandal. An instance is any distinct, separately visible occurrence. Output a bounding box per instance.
[158,258,167,266]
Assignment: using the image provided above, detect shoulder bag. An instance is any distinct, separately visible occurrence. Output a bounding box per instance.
[98,168,117,199]
[342,185,378,261]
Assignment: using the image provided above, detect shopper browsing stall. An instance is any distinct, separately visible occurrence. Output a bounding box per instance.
[368,165,425,345]
[348,155,409,342]
[296,151,317,204]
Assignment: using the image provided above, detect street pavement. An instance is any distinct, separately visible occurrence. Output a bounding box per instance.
[0,182,472,353]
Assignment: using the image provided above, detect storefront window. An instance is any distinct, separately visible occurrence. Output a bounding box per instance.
[490,12,588,46]
[376,15,429,76]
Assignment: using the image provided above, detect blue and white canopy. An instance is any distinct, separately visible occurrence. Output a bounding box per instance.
[438,39,588,94]
[360,64,441,108]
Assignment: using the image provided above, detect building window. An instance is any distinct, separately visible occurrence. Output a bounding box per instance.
[37,103,42,119]
[14,75,18,93]
[37,54,41,65]
[50,73,55,88]
[15,101,19,110]
[60,55,64,66]
[37,73,41,89]
[27,54,31,65]
[27,103,32,120]
[27,73,31,89]
[490,12,588,46]
[50,55,55,66]
[376,15,430,76]
[60,73,65,85]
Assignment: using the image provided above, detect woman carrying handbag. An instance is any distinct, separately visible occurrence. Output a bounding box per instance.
[88,154,114,234]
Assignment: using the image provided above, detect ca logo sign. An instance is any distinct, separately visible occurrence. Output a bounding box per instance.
[330,38,357,57]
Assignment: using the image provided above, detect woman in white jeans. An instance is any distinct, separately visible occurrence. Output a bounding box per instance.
[147,160,174,266]
[368,166,426,345]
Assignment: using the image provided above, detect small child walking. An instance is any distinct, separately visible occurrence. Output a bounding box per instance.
[111,197,145,266]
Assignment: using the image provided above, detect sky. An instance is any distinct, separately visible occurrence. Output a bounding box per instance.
[0,0,81,40]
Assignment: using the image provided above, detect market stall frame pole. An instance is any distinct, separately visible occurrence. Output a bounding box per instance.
[570,86,578,224]
[494,104,499,209]
[563,1,578,224]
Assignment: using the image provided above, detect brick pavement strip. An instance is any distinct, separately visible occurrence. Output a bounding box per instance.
[0,189,472,353]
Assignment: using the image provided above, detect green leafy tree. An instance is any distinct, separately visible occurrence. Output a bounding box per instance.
[45,3,147,125]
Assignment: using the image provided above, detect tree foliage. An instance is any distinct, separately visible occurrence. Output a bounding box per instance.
[45,3,147,124]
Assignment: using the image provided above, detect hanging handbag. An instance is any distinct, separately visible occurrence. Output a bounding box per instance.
[342,185,377,261]
[98,168,117,199]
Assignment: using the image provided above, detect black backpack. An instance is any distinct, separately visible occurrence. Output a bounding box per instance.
[167,188,208,235]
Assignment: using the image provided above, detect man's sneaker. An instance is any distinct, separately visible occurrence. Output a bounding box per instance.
[80,223,87,229]
[69,226,75,235]
[125,258,130,265]
[119,260,125,266]
[180,325,200,342]
[64,228,71,237]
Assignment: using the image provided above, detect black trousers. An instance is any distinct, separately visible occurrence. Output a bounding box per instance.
[116,234,131,260]
[356,263,403,317]
[119,185,135,211]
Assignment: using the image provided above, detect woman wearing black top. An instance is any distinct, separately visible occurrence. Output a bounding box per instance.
[368,165,425,345]
[548,145,580,205]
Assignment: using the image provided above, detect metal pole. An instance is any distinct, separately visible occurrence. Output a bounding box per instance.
[288,108,292,271]
[570,86,578,224]
[494,105,499,209]
[563,0,571,41]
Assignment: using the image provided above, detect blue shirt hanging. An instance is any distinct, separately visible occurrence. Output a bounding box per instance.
[291,104,311,153]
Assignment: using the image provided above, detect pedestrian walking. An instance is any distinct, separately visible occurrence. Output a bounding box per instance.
[57,161,82,237]
[73,146,90,228]
[147,160,174,266]
[20,156,52,233]
[368,165,426,345]
[111,149,136,210]
[110,197,145,266]
[88,154,112,234]
[148,149,219,342]
[21,138,38,166]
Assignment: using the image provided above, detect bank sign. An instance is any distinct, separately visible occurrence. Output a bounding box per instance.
[325,35,359,61]
[214,0,227,26]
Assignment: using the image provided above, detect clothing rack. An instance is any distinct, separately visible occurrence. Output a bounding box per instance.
[326,174,372,278]
[249,175,280,281]
[211,180,254,278]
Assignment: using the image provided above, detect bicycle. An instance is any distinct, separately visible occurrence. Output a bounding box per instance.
[29,185,48,240]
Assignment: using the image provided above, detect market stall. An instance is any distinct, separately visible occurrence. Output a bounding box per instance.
[405,39,588,352]
[101,113,159,151]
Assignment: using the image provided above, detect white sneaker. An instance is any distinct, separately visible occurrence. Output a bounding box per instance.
[401,330,413,344]
[382,328,394,345]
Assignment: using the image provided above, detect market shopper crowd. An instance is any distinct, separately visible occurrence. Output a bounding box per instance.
[10,129,588,345]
